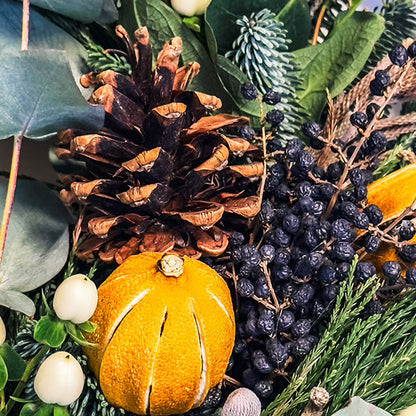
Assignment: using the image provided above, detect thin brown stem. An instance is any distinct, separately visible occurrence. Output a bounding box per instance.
[312,4,327,45]
[0,135,23,264]
[260,261,280,311]
[323,60,414,220]
[21,0,30,51]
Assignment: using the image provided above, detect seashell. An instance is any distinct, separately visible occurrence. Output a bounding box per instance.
[221,388,261,416]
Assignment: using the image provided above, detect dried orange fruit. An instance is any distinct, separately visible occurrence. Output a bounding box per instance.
[83,252,235,415]
[365,164,416,269]
[366,164,416,223]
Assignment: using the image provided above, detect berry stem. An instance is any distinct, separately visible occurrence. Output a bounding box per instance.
[312,4,326,46]
[0,0,30,265]
[0,134,23,265]
[0,344,49,416]
[323,60,414,220]
[21,0,30,51]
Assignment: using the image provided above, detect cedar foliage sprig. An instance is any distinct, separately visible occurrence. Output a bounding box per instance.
[373,132,415,180]
[262,256,381,416]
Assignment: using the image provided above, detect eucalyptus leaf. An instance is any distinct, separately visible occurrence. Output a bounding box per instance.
[27,0,117,23]
[34,315,66,348]
[0,343,26,381]
[206,0,288,54]
[0,180,70,316]
[0,0,90,94]
[275,0,311,50]
[0,48,104,140]
[331,397,392,416]
[293,11,384,120]
[0,355,8,390]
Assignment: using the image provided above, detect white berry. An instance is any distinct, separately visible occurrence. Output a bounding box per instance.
[34,351,84,406]
[399,405,416,416]
[171,0,212,16]
[0,317,6,345]
[53,274,98,324]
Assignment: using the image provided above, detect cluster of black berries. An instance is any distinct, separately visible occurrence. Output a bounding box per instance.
[192,45,416,414]
[241,83,284,128]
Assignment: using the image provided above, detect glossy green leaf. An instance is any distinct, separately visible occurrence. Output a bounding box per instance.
[20,403,40,416]
[65,323,95,347]
[35,404,54,416]
[53,406,69,416]
[293,11,384,120]
[34,315,66,348]
[206,0,288,54]
[0,355,8,390]
[27,0,117,23]
[0,180,70,316]
[77,321,97,333]
[275,0,311,50]
[331,397,392,416]
[0,343,26,381]
[202,15,218,63]
[0,49,104,140]
[0,0,90,95]
[215,55,273,124]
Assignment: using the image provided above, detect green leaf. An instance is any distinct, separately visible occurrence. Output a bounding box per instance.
[206,0,287,54]
[34,315,66,348]
[0,343,26,381]
[65,323,95,347]
[215,55,273,124]
[53,406,69,416]
[183,16,201,32]
[293,11,385,120]
[202,14,218,63]
[35,404,54,416]
[331,397,392,416]
[27,0,117,23]
[275,0,311,50]
[0,48,104,140]
[20,403,40,416]
[77,321,97,333]
[0,180,70,315]
[0,0,91,96]
[0,355,8,390]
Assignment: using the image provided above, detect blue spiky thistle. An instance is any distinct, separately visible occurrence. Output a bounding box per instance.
[226,9,304,142]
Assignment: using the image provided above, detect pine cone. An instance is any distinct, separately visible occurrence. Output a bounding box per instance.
[55,26,263,264]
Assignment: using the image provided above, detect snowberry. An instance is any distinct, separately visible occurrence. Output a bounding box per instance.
[171,0,212,16]
[34,351,84,406]
[0,317,5,345]
[53,274,98,324]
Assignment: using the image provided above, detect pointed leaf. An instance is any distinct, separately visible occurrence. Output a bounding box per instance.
[0,49,104,140]
[28,0,117,23]
[53,406,69,416]
[0,343,26,381]
[331,397,392,416]
[77,321,97,333]
[34,315,66,348]
[20,403,40,416]
[0,355,8,390]
[293,11,385,120]
[275,0,311,50]
[0,180,70,315]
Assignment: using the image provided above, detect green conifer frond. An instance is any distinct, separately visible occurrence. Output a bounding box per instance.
[226,9,304,142]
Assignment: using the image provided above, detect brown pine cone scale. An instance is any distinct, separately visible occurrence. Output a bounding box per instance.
[55,26,263,264]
